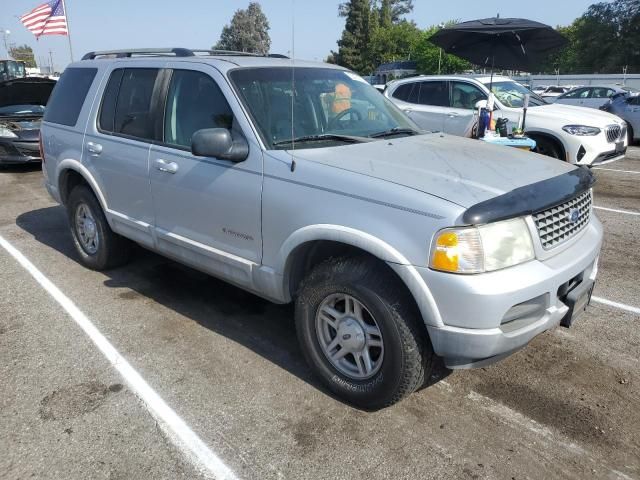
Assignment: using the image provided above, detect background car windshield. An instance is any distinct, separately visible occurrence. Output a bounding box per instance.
[230,67,416,149]
[486,81,547,108]
[0,104,46,116]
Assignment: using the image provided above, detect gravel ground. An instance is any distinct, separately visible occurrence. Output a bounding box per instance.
[0,147,639,480]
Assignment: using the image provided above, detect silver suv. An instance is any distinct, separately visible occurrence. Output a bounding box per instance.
[41,49,602,409]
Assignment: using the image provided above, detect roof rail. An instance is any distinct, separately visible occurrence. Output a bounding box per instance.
[82,48,289,61]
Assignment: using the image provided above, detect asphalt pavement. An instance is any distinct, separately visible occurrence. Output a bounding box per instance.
[1,147,639,480]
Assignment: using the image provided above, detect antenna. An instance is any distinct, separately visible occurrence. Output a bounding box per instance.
[290,0,296,171]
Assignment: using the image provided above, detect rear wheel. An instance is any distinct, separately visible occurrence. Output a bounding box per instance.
[295,256,434,409]
[67,185,131,270]
[533,136,563,160]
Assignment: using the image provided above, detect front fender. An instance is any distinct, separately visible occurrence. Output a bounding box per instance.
[276,224,444,327]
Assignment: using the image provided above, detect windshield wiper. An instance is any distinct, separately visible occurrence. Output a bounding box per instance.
[272,133,372,147]
[368,127,420,138]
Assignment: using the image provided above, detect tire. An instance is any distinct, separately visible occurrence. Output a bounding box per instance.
[628,124,635,146]
[66,185,131,270]
[295,256,434,409]
[533,136,563,160]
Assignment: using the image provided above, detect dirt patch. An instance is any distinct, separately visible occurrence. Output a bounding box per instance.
[39,382,124,421]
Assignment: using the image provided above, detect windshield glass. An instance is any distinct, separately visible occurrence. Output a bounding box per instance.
[0,104,45,116]
[483,81,547,108]
[229,67,418,149]
[0,60,26,82]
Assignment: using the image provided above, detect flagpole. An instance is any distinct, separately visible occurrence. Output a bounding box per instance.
[61,0,74,62]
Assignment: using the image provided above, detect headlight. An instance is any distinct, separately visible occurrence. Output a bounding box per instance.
[0,126,18,138]
[430,218,535,274]
[562,125,601,136]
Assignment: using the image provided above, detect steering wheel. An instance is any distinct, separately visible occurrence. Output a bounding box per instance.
[328,108,363,129]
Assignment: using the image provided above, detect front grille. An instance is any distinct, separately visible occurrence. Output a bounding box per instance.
[605,124,622,143]
[533,190,592,250]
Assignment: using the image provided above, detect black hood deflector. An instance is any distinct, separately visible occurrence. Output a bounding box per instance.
[462,167,595,225]
[0,77,56,108]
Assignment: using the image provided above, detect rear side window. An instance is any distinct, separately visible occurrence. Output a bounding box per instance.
[418,81,449,107]
[392,83,412,102]
[98,69,124,133]
[113,68,160,140]
[43,67,97,126]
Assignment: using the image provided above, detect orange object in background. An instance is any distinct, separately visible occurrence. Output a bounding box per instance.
[332,82,352,114]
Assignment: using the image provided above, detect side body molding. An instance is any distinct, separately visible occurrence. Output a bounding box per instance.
[273,224,444,328]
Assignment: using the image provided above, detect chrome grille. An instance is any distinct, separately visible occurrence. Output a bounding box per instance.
[605,124,622,143]
[533,190,592,250]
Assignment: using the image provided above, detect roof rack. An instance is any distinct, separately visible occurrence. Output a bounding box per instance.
[81,48,289,60]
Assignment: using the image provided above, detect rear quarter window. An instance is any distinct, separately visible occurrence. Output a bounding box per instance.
[43,67,97,126]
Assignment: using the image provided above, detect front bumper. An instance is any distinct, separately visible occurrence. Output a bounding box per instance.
[412,217,602,368]
[569,126,628,166]
[0,140,41,164]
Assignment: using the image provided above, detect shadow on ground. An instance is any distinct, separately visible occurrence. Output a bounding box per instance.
[16,205,450,409]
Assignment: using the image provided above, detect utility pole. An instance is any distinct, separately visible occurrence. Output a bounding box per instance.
[0,29,10,58]
[623,65,628,86]
[49,50,54,75]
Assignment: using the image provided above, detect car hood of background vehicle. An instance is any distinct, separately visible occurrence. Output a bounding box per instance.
[0,77,56,109]
[529,103,624,126]
[289,134,575,208]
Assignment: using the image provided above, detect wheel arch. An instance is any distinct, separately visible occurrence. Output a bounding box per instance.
[527,131,568,161]
[279,225,444,328]
[57,160,108,213]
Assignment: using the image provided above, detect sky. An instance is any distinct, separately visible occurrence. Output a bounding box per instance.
[1,0,598,72]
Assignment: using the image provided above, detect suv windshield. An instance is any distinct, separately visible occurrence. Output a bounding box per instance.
[483,81,547,108]
[230,67,418,149]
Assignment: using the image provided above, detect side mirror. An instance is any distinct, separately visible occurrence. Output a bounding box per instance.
[191,128,249,162]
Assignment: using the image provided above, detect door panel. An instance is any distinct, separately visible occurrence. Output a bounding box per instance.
[149,64,263,277]
[444,81,487,136]
[85,65,162,247]
[393,81,449,132]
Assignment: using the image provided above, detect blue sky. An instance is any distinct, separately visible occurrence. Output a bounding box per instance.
[2,0,597,71]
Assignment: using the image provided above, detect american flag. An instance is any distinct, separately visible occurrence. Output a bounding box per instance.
[20,0,68,38]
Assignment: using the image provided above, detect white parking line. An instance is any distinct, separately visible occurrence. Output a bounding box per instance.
[592,296,640,316]
[0,235,239,480]
[593,168,640,175]
[594,206,640,216]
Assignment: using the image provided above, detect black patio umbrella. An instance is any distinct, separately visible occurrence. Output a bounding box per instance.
[430,17,568,74]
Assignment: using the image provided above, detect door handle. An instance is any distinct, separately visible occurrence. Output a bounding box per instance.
[155,159,178,174]
[86,141,103,155]
[403,108,413,113]
[448,112,460,117]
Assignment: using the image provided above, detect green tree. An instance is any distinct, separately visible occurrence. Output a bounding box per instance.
[214,2,271,55]
[335,0,372,73]
[9,45,36,68]
[414,24,471,75]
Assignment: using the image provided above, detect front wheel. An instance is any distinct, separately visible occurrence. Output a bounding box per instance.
[67,185,131,270]
[533,136,563,160]
[295,257,433,409]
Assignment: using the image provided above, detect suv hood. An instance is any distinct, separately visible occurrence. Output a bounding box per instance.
[527,103,624,126]
[289,134,575,208]
[0,77,56,108]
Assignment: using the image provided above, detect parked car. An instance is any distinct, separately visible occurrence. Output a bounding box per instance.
[0,76,56,164]
[539,85,571,100]
[42,49,602,409]
[601,93,639,144]
[531,85,547,95]
[385,75,628,165]
[554,85,629,110]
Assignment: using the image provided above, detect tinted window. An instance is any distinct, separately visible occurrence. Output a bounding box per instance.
[562,88,589,99]
[98,69,124,133]
[164,70,234,148]
[392,83,412,102]
[113,68,159,140]
[451,81,487,109]
[44,68,97,126]
[418,81,449,106]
